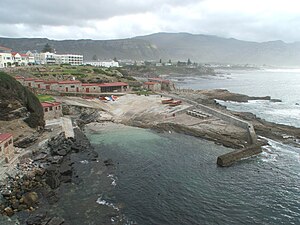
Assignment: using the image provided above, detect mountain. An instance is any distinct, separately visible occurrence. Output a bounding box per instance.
[0,33,300,65]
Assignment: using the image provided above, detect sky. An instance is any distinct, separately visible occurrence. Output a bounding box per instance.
[1,0,300,42]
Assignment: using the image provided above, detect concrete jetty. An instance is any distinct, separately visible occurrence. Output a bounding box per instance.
[217,145,262,167]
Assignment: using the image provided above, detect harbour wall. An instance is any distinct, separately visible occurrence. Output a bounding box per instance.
[195,104,257,145]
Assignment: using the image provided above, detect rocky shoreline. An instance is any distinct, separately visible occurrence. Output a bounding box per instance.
[0,124,118,224]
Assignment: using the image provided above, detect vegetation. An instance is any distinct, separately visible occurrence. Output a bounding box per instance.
[42,43,53,53]
[37,94,55,102]
[0,72,44,128]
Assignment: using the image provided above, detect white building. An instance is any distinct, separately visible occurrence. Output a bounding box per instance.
[84,60,119,68]
[54,54,83,65]
[39,52,56,64]
[0,53,13,68]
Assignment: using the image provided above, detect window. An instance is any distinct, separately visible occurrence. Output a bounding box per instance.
[4,142,8,147]
[9,139,12,145]
[71,85,75,88]
[45,108,48,112]
[50,107,53,111]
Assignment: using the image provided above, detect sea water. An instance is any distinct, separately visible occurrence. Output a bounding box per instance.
[87,125,300,225]
[85,69,300,224]
[174,69,300,127]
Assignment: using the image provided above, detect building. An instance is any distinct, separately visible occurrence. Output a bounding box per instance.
[0,52,13,68]
[148,78,175,91]
[15,77,129,94]
[98,82,128,92]
[41,102,63,120]
[55,54,83,65]
[0,133,14,163]
[143,81,161,92]
[84,60,119,68]
[56,80,82,93]
[39,52,56,65]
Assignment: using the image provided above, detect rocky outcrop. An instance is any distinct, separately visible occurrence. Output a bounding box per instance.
[0,72,44,128]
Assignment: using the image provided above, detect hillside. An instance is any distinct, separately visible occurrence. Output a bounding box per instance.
[0,72,44,128]
[1,33,300,65]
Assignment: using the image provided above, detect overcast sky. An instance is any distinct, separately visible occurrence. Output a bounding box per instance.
[1,0,300,42]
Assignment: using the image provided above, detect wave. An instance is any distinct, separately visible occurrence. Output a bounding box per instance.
[96,195,119,211]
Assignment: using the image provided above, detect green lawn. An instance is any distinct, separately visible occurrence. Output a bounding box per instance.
[37,94,55,102]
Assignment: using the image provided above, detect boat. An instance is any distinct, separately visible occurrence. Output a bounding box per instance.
[161,98,174,104]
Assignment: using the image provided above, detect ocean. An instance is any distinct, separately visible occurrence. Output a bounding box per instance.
[84,69,300,225]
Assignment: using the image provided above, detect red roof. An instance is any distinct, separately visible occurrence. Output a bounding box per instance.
[24,78,36,81]
[41,102,61,108]
[15,76,24,79]
[0,133,13,144]
[98,82,128,87]
[20,54,28,57]
[58,80,81,84]
[35,80,44,82]
[11,52,20,56]
[82,83,100,87]
[144,82,159,85]
[43,81,58,84]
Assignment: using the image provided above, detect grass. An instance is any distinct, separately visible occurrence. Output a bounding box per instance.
[37,94,55,102]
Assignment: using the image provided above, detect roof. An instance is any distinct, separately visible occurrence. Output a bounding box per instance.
[43,81,58,84]
[144,82,159,85]
[98,82,128,87]
[58,80,81,84]
[41,102,61,108]
[24,78,36,81]
[15,76,24,79]
[20,54,28,57]
[34,80,44,82]
[11,52,20,56]
[0,133,13,144]
[82,83,100,87]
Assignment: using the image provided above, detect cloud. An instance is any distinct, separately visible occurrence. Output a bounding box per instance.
[0,0,300,42]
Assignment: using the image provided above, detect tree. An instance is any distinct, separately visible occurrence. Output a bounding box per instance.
[42,43,53,53]
[113,57,118,62]
[168,59,171,63]
[187,58,192,65]
[159,59,162,63]
[92,55,98,61]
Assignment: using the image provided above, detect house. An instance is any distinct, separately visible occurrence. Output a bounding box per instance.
[42,81,58,91]
[34,80,45,89]
[0,53,13,68]
[98,82,128,93]
[84,60,119,68]
[148,78,175,91]
[41,102,63,120]
[0,133,14,163]
[23,78,36,88]
[11,52,22,66]
[81,83,101,93]
[57,80,82,93]
[143,82,161,92]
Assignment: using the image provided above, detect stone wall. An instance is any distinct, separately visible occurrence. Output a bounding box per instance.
[196,104,257,145]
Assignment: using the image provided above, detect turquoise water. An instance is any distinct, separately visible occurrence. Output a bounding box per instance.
[87,125,300,225]
[174,69,300,127]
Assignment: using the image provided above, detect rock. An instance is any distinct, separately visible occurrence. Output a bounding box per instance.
[22,192,38,207]
[104,159,114,166]
[4,207,14,217]
[56,149,67,156]
[26,213,47,225]
[59,162,72,176]
[45,173,61,189]
[47,217,65,225]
